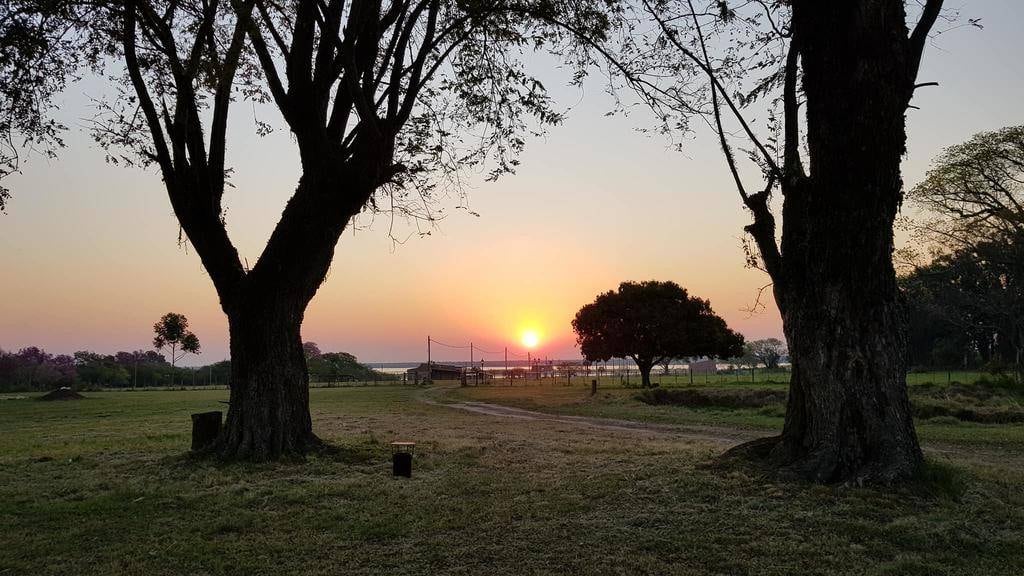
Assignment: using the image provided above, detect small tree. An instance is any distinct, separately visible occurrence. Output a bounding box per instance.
[572,281,744,388]
[745,339,786,371]
[153,313,201,376]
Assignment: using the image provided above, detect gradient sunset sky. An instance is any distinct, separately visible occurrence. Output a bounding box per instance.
[1,2,1021,364]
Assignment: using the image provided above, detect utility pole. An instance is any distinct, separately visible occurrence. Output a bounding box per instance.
[427,335,431,367]
[504,347,508,386]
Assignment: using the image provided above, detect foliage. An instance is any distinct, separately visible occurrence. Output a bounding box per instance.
[909,125,1024,249]
[572,280,743,386]
[0,341,394,391]
[0,346,192,391]
[905,125,1024,377]
[743,338,786,369]
[303,343,394,383]
[73,351,130,387]
[0,1,106,211]
[901,253,1009,370]
[0,0,605,222]
[152,312,201,367]
[302,342,323,360]
[0,347,75,391]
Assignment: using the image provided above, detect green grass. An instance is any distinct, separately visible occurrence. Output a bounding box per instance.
[1,386,1023,575]
[452,377,1024,451]
[501,369,995,388]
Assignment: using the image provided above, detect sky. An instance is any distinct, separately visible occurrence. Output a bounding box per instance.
[1,1,1022,365]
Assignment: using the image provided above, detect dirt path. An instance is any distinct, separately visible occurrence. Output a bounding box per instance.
[420,387,1024,470]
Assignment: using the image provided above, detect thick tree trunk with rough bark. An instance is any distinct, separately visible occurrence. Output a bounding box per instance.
[217,300,316,460]
[742,1,931,483]
[212,163,376,460]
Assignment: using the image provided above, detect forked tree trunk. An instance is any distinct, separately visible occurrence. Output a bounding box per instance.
[756,2,926,483]
[217,299,317,460]
[211,165,372,460]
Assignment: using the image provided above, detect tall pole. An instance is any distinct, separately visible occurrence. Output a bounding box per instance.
[504,347,508,385]
[427,336,431,366]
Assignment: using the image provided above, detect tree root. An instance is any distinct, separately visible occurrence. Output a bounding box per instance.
[716,435,920,486]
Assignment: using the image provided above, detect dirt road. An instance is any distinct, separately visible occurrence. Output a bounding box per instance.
[422,389,1024,470]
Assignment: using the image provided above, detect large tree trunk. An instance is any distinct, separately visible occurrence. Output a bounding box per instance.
[756,2,925,483]
[635,358,655,388]
[212,165,373,460]
[217,298,317,460]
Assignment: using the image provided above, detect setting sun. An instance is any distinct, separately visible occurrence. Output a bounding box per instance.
[521,330,540,349]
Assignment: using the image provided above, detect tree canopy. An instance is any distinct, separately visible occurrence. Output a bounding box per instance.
[905,125,1024,378]
[153,312,201,368]
[572,280,743,387]
[745,338,786,370]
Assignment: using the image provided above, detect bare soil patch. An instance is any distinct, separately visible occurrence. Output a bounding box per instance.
[37,388,85,401]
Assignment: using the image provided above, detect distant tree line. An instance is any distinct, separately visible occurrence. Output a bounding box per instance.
[0,343,390,392]
[302,343,396,384]
[0,347,195,391]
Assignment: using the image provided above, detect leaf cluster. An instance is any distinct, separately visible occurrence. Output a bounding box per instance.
[571,280,744,366]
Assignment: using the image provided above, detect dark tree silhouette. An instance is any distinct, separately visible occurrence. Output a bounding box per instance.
[906,125,1024,378]
[2,1,600,459]
[576,0,950,483]
[153,313,201,371]
[901,248,1019,372]
[572,281,743,388]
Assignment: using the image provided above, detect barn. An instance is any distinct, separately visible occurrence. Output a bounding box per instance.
[688,358,718,375]
[407,363,463,383]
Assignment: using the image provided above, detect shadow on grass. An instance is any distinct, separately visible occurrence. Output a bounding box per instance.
[164,435,386,471]
[707,435,969,501]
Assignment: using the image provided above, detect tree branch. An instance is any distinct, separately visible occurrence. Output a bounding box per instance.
[782,39,805,184]
[908,0,944,81]
[122,1,174,181]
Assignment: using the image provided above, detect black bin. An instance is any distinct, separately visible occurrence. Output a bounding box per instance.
[391,441,415,477]
[393,452,412,477]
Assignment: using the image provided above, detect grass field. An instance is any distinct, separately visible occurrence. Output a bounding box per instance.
[451,376,1024,451]
[2,385,1023,575]
[484,369,997,388]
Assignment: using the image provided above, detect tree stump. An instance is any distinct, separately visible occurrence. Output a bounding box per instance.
[191,411,222,451]
[591,379,598,396]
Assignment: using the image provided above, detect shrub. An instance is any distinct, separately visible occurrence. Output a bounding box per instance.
[636,388,786,409]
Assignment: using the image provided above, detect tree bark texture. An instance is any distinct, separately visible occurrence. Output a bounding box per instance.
[759,1,930,483]
[212,159,381,460]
